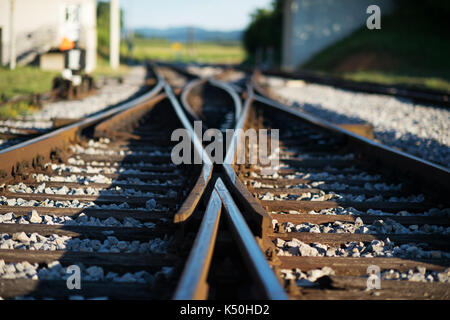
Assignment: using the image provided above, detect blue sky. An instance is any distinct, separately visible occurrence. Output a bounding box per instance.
[119,0,272,31]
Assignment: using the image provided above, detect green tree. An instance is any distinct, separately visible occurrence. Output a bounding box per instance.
[243,0,284,66]
[97,1,124,59]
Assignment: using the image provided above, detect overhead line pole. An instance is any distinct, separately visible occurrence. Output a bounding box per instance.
[110,0,120,69]
[9,0,16,70]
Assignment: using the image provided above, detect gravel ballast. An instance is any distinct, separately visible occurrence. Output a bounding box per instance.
[274,237,450,259]
[275,218,450,235]
[0,232,171,254]
[0,67,148,150]
[0,211,159,228]
[32,66,148,120]
[280,265,450,286]
[266,77,450,168]
[0,259,173,284]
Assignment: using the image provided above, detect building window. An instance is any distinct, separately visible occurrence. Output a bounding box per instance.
[65,5,80,24]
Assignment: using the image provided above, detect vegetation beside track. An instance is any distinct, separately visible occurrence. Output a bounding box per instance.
[92,56,131,79]
[126,38,245,64]
[0,101,41,119]
[0,67,57,119]
[242,0,283,65]
[302,7,450,92]
[0,67,57,102]
[242,0,450,91]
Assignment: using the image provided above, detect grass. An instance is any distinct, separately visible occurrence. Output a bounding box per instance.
[341,71,450,92]
[0,57,130,119]
[0,101,40,119]
[0,39,245,119]
[0,66,58,102]
[126,38,246,64]
[92,55,131,79]
[302,11,450,91]
[0,66,58,119]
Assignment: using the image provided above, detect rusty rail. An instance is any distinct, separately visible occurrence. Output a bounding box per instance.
[173,189,222,299]
[214,178,288,300]
[0,73,164,178]
[180,78,242,128]
[163,80,213,224]
[165,64,287,299]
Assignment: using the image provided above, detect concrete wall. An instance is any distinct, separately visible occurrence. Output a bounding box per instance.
[0,0,96,72]
[282,0,394,71]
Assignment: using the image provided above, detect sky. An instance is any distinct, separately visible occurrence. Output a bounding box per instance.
[119,0,273,31]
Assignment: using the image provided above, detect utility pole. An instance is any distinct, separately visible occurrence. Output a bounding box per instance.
[9,0,16,70]
[110,0,120,69]
[188,26,194,58]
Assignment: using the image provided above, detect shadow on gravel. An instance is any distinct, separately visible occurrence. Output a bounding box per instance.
[292,100,450,168]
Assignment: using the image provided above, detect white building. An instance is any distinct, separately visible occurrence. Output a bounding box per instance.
[282,0,394,71]
[0,0,97,72]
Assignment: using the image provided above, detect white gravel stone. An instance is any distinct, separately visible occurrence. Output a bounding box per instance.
[28,210,42,223]
[70,143,170,157]
[146,199,157,210]
[271,207,450,217]
[0,195,169,212]
[251,168,382,182]
[32,66,147,120]
[279,265,449,285]
[280,266,335,286]
[276,219,450,235]
[258,189,425,203]
[274,237,450,259]
[0,232,171,254]
[0,259,165,286]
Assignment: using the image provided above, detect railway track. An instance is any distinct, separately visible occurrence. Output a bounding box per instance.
[0,70,148,151]
[0,62,449,300]
[218,73,450,299]
[0,63,276,300]
[0,118,83,151]
[168,63,450,299]
[0,122,53,150]
[0,67,207,299]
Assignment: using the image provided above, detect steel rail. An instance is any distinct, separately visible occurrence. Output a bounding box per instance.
[214,178,288,300]
[163,74,223,300]
[0,69,164,176]
[223,84,253,181]
[163,81,213,171]
[165,66,287,299]
[225,82,244,94]
[221,84,273,239]
[180,78,206,121]
[225,73,450,299]
[92,82,211,224]
[173,189,222,300]
[162,81,214,223]
[208,79,243,122]
[181,78,243,125]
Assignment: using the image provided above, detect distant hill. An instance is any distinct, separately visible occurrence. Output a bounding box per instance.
[134,27,243,42]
